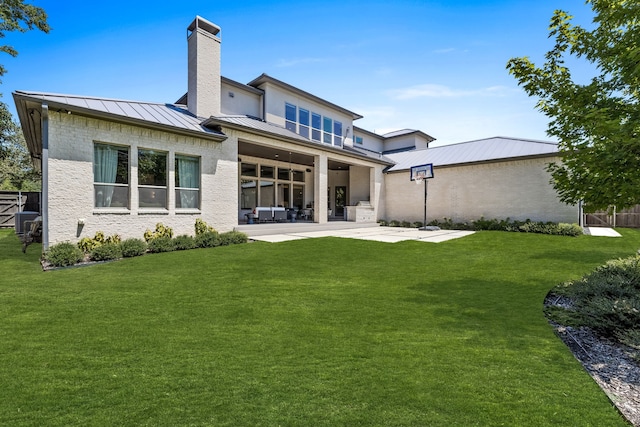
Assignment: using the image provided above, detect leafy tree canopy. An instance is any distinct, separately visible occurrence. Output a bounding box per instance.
[507,0,640,212]
[0,1,49,191]
[0,0,50,80]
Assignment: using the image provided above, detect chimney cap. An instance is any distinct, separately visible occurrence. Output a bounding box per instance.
[187,16,221,37]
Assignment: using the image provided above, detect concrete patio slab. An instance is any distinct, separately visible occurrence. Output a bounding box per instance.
[244,224,476,244]
[583,227,621,237]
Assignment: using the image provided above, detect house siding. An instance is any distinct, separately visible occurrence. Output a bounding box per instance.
[383,156,578,224]
[46,111,237,245]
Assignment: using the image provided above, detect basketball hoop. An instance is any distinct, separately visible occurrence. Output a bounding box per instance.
[415,176,423,185]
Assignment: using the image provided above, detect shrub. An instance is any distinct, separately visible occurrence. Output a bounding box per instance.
[195,231,219,248]
[144,223,174,242]
[389,220,401,227]
[174,234,196,251]
[146,236,175,253]
[550,255,640,350]
[400,221,412,228]
[44,242,84,267]
[90,243,123,261]
[120,238,147,258]
[78,231,121,253]
[556,223,584,236]
[412,221,424,228]
[195,218,216,235]
[378,220,388,226]
[217,231,248,246]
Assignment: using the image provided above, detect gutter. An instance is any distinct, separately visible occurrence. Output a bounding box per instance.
[41,103,49,251]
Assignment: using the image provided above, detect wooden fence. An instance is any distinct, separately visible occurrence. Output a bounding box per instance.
[0,191,41,228]
[584,205,640,228]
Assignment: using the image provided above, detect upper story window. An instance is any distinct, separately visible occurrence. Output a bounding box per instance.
[311,112,321,142]
[334,121,343,146]
[285,103,297,132]
[138,149,167,209]
[299,108,310,139]
[323,117,332,144]
[175,155,200,209]
[354,135,363,145]
[94,143,129,208]
[286,102,344,147]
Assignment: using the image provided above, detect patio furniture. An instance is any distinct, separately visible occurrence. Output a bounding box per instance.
[258,210,272,223]
[273,210,287,222]
[21,216,42,253]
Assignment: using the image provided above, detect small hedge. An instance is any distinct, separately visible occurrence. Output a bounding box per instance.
[218,230,249,246]
[120,238,147,258]
[90,243,122,261]
[44,242,84,267]
[195,231,219,248]
[147,236,175,253]
[547,255,640,351]
[174,234,196,251]
[380,217,583,237]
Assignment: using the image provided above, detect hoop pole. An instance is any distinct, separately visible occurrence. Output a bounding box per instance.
[423,179,428,227]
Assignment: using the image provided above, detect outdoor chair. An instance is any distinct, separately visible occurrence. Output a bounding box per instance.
[273,210,287,222]
[258,210,272,223]
[21,217,42,253]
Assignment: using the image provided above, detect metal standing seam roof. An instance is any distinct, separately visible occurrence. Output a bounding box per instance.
[12,90,226,139]
[385,136,559,173]
[13,90,395,166]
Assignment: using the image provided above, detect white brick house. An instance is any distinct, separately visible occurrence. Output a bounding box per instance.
[13,16,577,248]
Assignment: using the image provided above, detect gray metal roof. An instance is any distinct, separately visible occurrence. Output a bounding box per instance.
[13,90,226,139]
[382,128,435,142]
[385,136,559,172]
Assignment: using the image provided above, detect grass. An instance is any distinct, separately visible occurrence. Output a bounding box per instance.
[2,229,640,426]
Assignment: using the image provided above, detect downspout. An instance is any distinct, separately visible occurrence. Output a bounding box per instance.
[41,103,49,251]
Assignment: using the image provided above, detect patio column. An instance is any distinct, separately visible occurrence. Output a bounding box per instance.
[314,154,328,224]
[370,166,384,221]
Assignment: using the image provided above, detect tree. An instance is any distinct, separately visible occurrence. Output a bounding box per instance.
[0,111,40,190]
[0,0,50,80]
[506,0,640,212]
[0,1,49,190]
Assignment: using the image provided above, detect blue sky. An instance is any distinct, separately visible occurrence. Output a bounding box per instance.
[2,0,595,146]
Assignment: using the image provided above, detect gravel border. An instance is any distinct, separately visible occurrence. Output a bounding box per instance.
[546,295,640,426]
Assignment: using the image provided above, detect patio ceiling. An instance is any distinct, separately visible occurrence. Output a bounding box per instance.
[238,141,351,170]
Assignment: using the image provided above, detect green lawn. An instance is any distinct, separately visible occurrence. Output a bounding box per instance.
[2,228,640,426]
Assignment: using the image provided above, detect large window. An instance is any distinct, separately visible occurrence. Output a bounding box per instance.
[240,179,257,209]
[241,161,305,209]
[334,121,343,146]
[175,155,200,209]
[323,116,333,144]
[138,149,167,208]
[94,143,129,208]
[311,112,321,142]
[299,108,310,139]
[285,103,297,132]
[285,103,343,147]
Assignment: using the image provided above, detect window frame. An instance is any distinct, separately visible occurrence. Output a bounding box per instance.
[138,148,168,209]
[175,154,201,210]
[93,142,130,209]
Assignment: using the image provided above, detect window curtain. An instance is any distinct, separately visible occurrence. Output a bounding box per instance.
[177,156,199,208]
[94,145,118,207]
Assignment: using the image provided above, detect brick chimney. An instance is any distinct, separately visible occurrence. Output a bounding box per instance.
[187,16,221,118]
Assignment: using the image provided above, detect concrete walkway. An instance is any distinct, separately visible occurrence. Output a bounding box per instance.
[236,222,475,243]
[583,227,622,237]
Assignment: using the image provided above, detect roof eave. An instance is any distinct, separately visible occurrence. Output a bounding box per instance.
[14,92,228,143]
[247,73,364,121]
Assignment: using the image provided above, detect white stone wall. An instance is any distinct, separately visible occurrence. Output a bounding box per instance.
[46,112,237,245]
[383,157,579,224]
